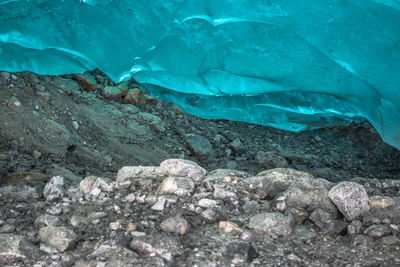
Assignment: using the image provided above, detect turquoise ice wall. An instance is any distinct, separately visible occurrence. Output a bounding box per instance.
[1,0,399,148]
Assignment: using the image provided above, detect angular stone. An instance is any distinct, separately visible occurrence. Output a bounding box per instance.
[363,204,400,225]
[328,182,370,221]
[256,152,289,169]
[116,166,161,183]
[155,176,195,196]
[364,224,392,239]
[159,159,206,182]
[91,240,138,259]
[248,212,293,237]
[73,72,98,91]
[123,88,146,106]
[34,214,61,228]
[43,176,65,202]
[103,85,123,100]
[129,234,184,262]
[39,226,79,252]
[185,134,213,156]
[160,216,190,235]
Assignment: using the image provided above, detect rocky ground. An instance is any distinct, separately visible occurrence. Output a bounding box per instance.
[0,70,400,266]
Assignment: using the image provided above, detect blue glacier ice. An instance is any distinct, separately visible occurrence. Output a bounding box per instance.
[1,0,400,148]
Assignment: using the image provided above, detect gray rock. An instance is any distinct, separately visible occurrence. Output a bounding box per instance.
[42,119,75,153]
[185,134,213,156]
[347,220,363,236]
[309,209,347,235]
[200,209,223,223]
[91,240,138,259]
[248,212,293,237]
[204,169,250,182]
[129,234,184,262]
[116,166,161,183]
[328,182,370,221]
[43,176,65,202]
[229,139,245,155]
[364,224,392,239]
[151,196,167,211]
[198,198,218,208]
[0,234,36,262]
[363,204,400,225]
[160,216,190,235]
[155,176,195,196]
[69,216,89,228]
[159,159,206,182]
[39,226,79,252]
[34,214,61,228]
[213,187,237,199]
[46,165,82,185]
[256,152,289,169]
[227,242,259,264]
[103,86,123,100]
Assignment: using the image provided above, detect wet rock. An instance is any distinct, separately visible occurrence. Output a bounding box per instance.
[73,72,98,91]
[227,242,259,264]
[155,176,195,196]
[123,88,146,106]
[116,166,160,183]
[39,226,79,252]
[159,159,206,182]
[34,214,61,228]
[43,176,65,202]
[248,212,293,237]
[256,152,289,169]
[363,204,400,225]
[364,224,392,239]
[185,133,213,157]
[328,182,370,221]
[103,86,123,100]
[0,234,37,262]
[129,234,184,262]
[160,215,190,235]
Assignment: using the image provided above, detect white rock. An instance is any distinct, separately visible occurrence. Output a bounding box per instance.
[328,181,370,221]
[159,159,206,181]
[155,176,195,196]
[116,166,161,183]
[198,198,218,208]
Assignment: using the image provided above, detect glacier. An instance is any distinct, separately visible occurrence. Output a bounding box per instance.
[0,0,400,148]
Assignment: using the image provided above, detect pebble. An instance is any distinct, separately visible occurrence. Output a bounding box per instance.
[155,176,195,196]
[198,198,218,208]
[158,159,206,182]
[248,212,293,237]
[160,215,190,235]
[39,226,79,252]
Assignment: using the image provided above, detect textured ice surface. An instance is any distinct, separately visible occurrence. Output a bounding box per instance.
[0,0,399,148]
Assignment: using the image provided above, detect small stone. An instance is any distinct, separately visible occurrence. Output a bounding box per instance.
[43,176,65,202]
[123,88,146,106]
[198,198,217,208]
[39,226,79,252]
[256,152,289,169]
[328,182,370,221]
[240,231,254,242]
[129,234,184,262]
[248,212,293,237]
[347,220,363,235]
[219,221,243,233]
[213,187,237,199]
[73,72,98,91]
[124,193,136,203]
[185,134,213,157]
[227,242,259,264]
[230,139,245,154]
[364,224,392,239]
[200,209,223,223]
[151,196,167,211]
[155,176,195,196]
[69,216,88,228]
[160,216,190,235]
[109,221,121,231]
[159,159,206,182]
